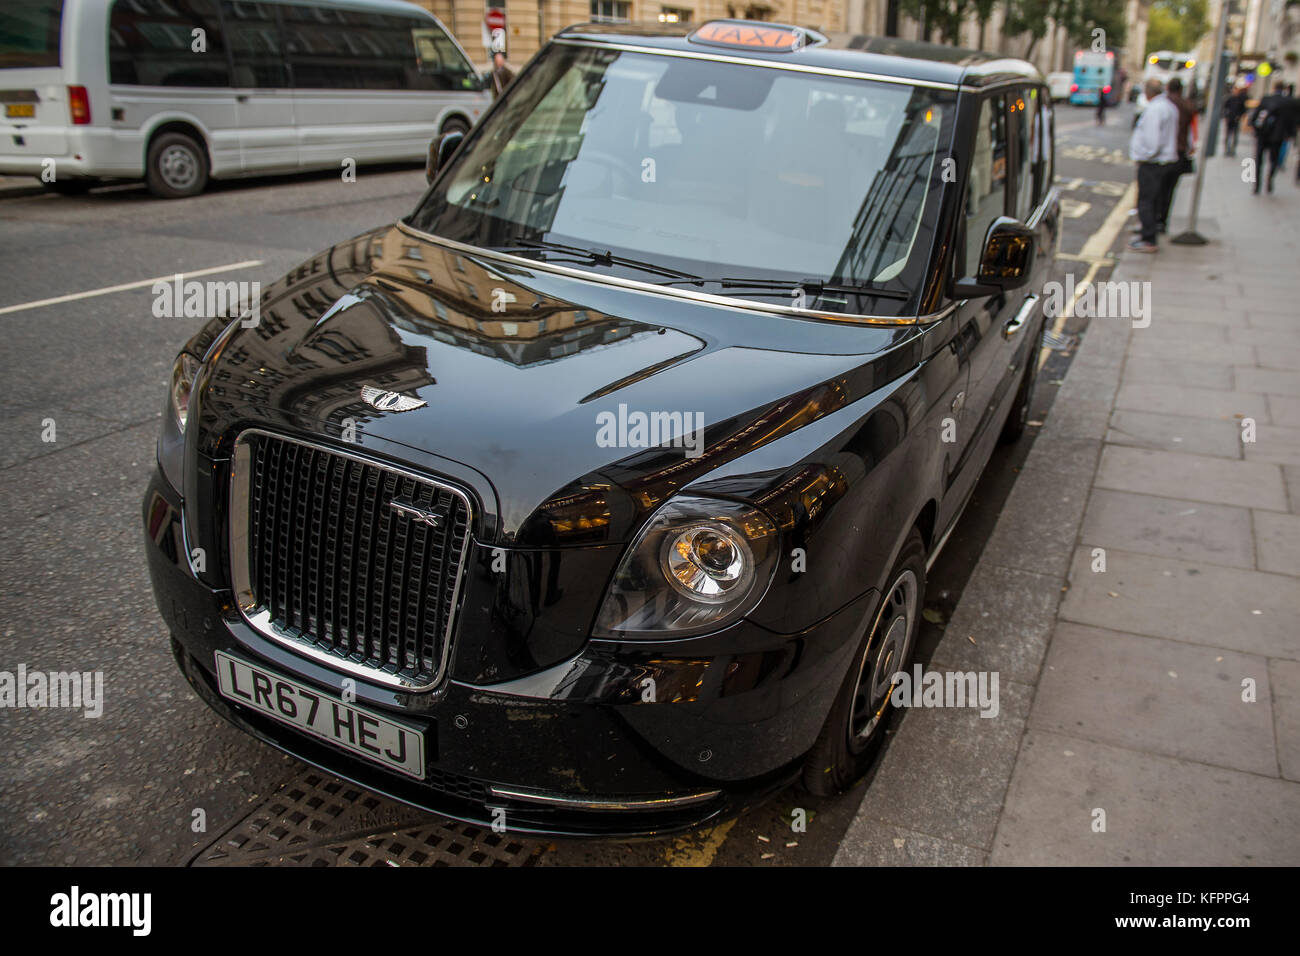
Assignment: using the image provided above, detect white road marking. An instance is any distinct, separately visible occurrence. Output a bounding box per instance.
[0,259,264,317]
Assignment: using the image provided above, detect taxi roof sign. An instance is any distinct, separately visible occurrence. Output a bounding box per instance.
[688,20,808,53]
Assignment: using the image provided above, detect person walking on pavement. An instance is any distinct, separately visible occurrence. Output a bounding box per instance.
[1249,81,1296,194]
[1128,79,1180,253]
[1096,84,1108,125]
[1223,84,1247,157]
[490,51,515,100]
[1157,77,1196,234]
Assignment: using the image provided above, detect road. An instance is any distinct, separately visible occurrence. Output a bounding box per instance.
[0,103,1141,866]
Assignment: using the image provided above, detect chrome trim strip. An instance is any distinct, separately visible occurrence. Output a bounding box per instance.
[553,37,964,90]
[396,222,958,328]
[229,428,474,692]
[487,784,722,811]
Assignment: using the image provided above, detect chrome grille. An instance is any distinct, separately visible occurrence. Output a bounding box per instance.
[230,430,472,690]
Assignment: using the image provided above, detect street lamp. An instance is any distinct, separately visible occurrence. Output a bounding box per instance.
[1171,0,1234,245]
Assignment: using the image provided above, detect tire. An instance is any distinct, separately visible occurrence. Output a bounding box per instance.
[41,178,96,195]
[145,132,208,199]
[999,332,1042,444]
[801,528,926,796]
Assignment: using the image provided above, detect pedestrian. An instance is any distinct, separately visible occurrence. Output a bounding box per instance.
[1157,77,1196,234]
[1249,81,1295,194]
[1223,84,1247,156]
[1128,79,1179,253]
[490,51,514,100]
[1096,83,1108,125]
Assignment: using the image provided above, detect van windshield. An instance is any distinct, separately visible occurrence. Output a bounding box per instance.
[410,45,954,310]
[0,0,63,69]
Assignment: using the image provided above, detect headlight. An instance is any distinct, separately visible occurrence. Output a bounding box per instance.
[593,496,778,639]
[170,352,200,431]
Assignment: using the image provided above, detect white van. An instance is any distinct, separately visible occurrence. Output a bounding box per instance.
[0,0,491,197]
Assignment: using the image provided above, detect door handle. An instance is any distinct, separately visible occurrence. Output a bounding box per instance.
[1003,294,1039,339]
[236,94,249,103]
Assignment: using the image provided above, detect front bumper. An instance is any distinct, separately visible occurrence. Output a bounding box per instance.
[145,468,876,838]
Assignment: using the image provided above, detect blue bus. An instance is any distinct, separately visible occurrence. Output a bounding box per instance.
[1070,49,1116,106]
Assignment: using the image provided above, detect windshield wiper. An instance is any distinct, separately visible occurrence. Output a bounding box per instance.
[659,276,910,301]
[496,239,705,282]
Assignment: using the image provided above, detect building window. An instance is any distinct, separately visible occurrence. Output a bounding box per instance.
[590,1,631,23]
[658,6,692,22]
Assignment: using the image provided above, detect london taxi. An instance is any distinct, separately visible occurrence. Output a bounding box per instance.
[144,19,1058,836]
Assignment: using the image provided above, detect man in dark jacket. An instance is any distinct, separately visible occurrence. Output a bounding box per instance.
[1250,81,1297,194]
[1222,85,1247,156]
[1157,77,1196,232]
[490,52,515,100]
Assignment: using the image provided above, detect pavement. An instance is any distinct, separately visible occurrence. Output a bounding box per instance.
[834,151,1300,865]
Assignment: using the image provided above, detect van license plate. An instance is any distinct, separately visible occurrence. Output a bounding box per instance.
[5,104,35,118]
[215,651,425,779]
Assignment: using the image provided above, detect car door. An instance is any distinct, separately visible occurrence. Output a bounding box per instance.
[220,0,298,171]
[943,91,1019,512]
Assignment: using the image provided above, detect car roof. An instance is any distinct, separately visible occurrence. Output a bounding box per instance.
[553,20,1044,88]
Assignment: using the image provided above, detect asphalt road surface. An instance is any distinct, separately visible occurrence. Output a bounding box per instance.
[0,103,1140,866]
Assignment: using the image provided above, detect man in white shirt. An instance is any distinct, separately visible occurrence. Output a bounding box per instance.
[1128,79,1180,252]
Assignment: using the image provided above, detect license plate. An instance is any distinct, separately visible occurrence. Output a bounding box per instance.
[5,104,35,118]
[215,651,425,779]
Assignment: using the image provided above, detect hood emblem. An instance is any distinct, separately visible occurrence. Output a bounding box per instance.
[386,498,444,529]
[361,385,426,412]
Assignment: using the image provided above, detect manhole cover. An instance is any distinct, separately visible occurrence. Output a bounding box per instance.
[191,769,544,867]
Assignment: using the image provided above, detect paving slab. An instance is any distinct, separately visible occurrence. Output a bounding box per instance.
[1095,445,1287,511]
[1029,623,1277,776]
[832,821,986,867]
[1126,338,1256,365]
[1058,546,1300,660]
[1105,408,1242,459]
[1252,510,1300,576]
[1121,356,1234,390]
[841,680,1033,851]
[1269,659,1300,782]
[929,563,1061,684]
[1080,488,1255,569]
[1113,382,1269,423]
[976,461,1093,580]
[990,731,1300,865]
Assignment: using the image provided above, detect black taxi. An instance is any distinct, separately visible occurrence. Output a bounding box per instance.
[144,19,1058,836]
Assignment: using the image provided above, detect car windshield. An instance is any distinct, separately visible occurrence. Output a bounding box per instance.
[408,44,955,312]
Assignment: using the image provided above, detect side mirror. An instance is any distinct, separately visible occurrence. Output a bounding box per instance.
[952,216,1037,298]
[427,131,465,183]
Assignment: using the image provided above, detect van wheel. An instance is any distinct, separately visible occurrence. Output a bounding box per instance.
[440,116,470,137]
[146,133,208,198]
[1000,337,1041,443]
[801,529,925,796]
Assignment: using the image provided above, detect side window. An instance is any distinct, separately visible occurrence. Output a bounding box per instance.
[412,25,479,92]
[280,7,408,90]
[964,94,1007,274]
[109,0,229,87]
[221,0,286,88]
[1012,87,1034,219]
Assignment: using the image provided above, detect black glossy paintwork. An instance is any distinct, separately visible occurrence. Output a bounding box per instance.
[144,34,1058,833]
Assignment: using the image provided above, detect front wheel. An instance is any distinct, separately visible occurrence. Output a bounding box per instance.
[145,132,208,198]
[801,529,925,796]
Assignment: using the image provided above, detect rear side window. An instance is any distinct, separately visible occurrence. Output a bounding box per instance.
[963,94,1008,273]
[109,0,230,87]
[0,0,64,69]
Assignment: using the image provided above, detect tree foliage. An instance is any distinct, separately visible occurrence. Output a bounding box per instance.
[1145,0,1209,55]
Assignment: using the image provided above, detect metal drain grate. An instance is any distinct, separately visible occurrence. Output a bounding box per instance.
[1042,329,1078,351]
[191,769,543,867]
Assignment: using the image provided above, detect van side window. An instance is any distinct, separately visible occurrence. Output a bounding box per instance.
[109,0,230,87]
[964,94,1007,273]
[280,7,409,90]
[412,26,479,92]
[222,0,287,88]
